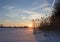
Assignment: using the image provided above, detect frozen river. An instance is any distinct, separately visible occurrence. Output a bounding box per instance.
[0,28,60,42]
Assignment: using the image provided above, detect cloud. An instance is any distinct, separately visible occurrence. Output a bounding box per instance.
[22,10,42,15]
[22,10,45,19]
[28,0,50,11]
[3,6,22,18]
[42,7,52,12]
[27,2,52,16]
[3,6,15,11]
[3,5,49,20]
[1,0,54,26]
[21,17,27,19]
[4,19,13,23]
[30,3,49,10]
[6,13,20,18]
[3,1,52,21]
[28,14,42,19]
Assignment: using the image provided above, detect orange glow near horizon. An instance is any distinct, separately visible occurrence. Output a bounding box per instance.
[2,22,32,27]
[28,24,33,28]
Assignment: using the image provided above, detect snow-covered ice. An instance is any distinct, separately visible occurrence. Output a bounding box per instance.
[0,28,60,42]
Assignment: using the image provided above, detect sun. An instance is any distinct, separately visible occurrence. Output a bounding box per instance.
[28,24,33,28]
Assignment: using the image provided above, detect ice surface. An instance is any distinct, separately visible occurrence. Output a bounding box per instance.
[0,28,60,42]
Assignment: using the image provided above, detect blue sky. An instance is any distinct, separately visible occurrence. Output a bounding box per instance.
[0,0,55,26]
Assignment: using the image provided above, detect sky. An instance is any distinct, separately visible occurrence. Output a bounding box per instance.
[0,0,54,26]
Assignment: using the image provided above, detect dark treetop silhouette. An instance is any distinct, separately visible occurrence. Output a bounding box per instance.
[38,0,60,31]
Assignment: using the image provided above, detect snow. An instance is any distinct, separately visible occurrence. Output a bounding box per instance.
[0,28,60,42]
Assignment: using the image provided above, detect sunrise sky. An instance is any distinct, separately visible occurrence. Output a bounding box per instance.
[0,0,55,26]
